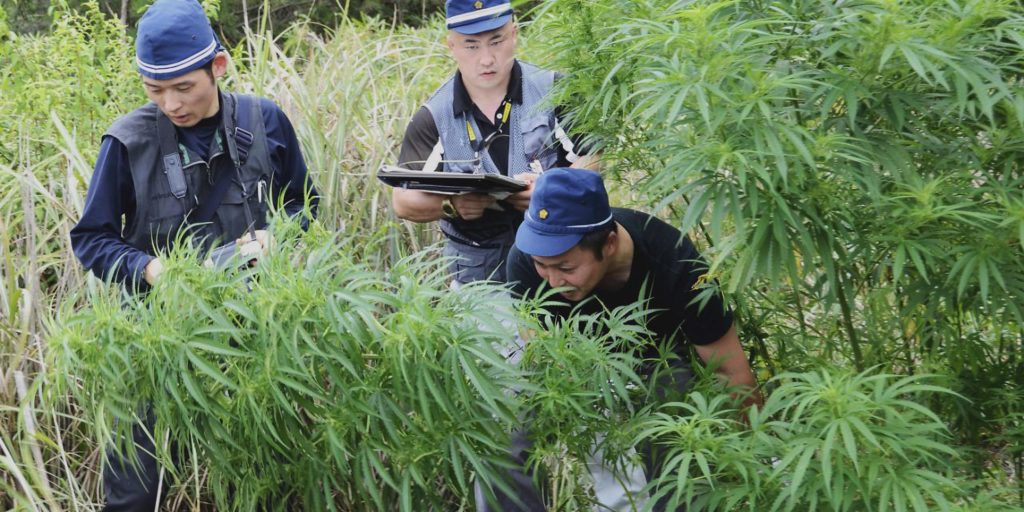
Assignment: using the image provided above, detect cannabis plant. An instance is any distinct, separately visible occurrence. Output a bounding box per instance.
[641,369,962,511]
[49,219,529,510]
[537,0,1024,497]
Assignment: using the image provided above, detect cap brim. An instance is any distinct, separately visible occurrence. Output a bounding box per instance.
[451,13,511,35]
[515,222,583,258]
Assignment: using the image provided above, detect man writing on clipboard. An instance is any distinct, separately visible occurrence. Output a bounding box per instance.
[392,0,595,285]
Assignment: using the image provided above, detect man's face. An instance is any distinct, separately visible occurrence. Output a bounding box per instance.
[531,243,612,303]
[142,53,226,127]
[447,21,517,94]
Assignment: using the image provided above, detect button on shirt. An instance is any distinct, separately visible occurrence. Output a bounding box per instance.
[71,97,316,288]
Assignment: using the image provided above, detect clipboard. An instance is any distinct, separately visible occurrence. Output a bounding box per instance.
[377,166,527,195]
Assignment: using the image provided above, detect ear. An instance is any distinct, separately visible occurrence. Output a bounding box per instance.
[211,52,229,79]
[602,230,618,259]
[446,32,456,51]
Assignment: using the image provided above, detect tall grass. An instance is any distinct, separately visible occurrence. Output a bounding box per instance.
[230,17,451,246]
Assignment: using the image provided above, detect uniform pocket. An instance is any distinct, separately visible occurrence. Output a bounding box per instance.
[213,177,268,241]
[521,112,555,161]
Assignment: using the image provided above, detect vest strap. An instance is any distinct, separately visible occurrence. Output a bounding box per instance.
[221,93,259,240]
[193,162,234,224]
[193,94,258,233]
[156,112,188,200]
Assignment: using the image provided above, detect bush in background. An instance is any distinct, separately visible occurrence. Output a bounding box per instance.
[4,0,445,41]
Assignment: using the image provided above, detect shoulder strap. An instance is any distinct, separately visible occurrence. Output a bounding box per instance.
[193,93,258,241]
[193,165,233,224]
[156,111,188,199]
[232,94,255,165]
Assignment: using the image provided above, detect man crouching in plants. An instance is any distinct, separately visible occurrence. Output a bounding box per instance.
[69,0,317,509]
[506,168,762,510]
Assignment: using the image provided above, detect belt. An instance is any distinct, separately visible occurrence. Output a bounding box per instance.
[442,231,504,249]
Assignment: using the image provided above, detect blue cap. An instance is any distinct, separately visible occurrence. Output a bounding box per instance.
[446,0,513,35]
[136,0,222,80]
[515,168,615,257]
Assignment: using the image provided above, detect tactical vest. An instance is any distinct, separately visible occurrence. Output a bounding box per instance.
[424,61,560,283]
[106,93,272,256]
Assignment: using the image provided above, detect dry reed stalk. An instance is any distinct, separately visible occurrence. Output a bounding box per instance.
[14,370,59,510]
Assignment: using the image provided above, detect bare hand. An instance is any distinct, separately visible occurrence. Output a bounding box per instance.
[506,173,540,212]
[143,258,164,285]
[236,229,271,262]
[450,193,495,220]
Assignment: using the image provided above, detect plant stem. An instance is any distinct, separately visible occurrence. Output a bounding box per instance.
[836,273,864,370]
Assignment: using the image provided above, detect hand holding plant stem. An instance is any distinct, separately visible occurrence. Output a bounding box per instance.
[237,229,270,261]
[144,229,271,284]
[143,257,164,285]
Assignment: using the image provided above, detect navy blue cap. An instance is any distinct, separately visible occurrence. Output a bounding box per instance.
[516,168,614,257]
[446,0,513,35]
[136,0,223,80]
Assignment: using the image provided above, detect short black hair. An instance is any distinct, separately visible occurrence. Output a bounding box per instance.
[577,225,615,261]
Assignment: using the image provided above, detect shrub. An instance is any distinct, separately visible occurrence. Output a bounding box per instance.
[641,369,962,511]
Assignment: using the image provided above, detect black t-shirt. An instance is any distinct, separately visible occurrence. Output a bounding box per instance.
[397,60,583,174]
[507,208,734,359]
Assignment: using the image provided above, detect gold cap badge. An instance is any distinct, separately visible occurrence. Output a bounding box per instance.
[538,208,549,220]
[474,0,483,8]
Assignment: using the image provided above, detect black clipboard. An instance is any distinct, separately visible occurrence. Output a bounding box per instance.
[377,166,527,195]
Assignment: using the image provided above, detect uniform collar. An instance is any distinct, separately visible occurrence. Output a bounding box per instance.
[176,104,225,167]
[452,59,523,116]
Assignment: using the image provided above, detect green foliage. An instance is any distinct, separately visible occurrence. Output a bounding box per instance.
[642,369,962,511]
[0,0,136,365]
[0,4,9,38]
[47,219,667,509]
[49,220,524,510]
[0,9,137,509]
[228,16,450,239]
[0,0,139,167]
[538,0,1024,497]
[514,296,654,509]
[1,0,1021,508]
[51,235,980,510]
[5,0,446,42]
[207,0,446,44]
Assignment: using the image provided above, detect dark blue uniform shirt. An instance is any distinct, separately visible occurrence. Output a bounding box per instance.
[71,96,316,288]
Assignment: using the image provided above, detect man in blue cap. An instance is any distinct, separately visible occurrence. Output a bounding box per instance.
[70,0,317,509]
[507,168,762,510]
[392,0,596,285]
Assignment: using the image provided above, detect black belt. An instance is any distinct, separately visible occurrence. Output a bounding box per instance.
[442,230,504,249]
